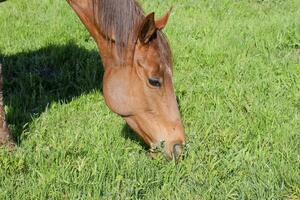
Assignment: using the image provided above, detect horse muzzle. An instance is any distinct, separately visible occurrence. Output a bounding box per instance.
[152,140,184,161]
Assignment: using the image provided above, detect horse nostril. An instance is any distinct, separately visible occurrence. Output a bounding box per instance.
[173,143,183,161]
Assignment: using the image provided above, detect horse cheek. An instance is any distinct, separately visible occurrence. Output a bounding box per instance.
[102,70,132,116]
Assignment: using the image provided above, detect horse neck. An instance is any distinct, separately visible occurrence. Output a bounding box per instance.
[67,0,139,69]
[97,39,138,71]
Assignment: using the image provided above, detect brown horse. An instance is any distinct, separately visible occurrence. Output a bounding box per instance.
[0,64,14,147]
[67,0,185,160]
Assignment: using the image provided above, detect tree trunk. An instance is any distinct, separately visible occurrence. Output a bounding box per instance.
[0,64,15,147]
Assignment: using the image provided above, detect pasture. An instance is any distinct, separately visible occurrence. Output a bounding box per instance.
[0,0,300,199]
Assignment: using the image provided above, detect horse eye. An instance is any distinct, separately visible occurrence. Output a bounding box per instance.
[148,78,161,87]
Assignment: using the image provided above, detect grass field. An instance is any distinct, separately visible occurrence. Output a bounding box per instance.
[1,0,300,199]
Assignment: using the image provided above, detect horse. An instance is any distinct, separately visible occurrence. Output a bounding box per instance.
[0,64,14,147]
[66,0,186,160]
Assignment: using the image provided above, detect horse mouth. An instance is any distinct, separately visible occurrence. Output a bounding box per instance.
[150,141,184,161]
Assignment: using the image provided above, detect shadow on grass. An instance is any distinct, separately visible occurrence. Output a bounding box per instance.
[121,124,148,151]
[0,42,105,143]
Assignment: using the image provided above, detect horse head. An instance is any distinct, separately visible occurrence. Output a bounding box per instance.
[68,0,185,160]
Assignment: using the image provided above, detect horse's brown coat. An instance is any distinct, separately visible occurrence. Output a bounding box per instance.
[0,64,14,147]
[67,0,185,160]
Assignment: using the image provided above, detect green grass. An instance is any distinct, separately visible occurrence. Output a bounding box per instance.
[1,0,300,199]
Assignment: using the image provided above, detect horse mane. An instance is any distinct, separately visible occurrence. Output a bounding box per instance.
[92,0,144,56]
[91,0,172,67]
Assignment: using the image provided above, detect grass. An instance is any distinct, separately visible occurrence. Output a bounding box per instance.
[0,0,300,199]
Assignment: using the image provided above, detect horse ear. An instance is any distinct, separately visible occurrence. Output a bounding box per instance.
[67,0,101,44]
[139,9,172,44]
[155,8,172,30]
[139,12,157,44]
